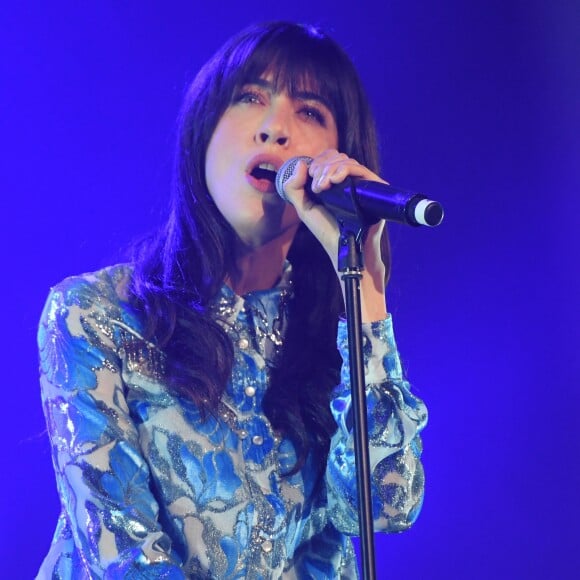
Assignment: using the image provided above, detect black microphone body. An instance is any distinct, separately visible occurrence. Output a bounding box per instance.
[275,156,444,227]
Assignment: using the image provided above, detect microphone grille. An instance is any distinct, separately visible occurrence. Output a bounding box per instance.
[275,156,313,201]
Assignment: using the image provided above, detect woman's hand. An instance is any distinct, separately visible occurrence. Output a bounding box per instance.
[281,149,389,322]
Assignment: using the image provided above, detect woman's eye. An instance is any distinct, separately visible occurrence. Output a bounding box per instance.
[300,106,326,126]
[235,91,263,105]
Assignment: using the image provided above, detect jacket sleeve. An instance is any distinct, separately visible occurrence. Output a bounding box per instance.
[38,276,186,578]
[325,316,428,535]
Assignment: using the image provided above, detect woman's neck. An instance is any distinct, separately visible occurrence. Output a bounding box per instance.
[228,225,298,295]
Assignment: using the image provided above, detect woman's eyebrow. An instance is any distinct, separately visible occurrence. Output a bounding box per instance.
[292,90,331,110]
[241,78,273,91]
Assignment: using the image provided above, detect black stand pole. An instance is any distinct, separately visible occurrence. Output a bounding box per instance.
[339,229,376,580]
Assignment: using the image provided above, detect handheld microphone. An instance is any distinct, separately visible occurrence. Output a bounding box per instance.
[275,156,444,227]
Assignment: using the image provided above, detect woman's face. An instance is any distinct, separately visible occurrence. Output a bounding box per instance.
[205,74,339,247]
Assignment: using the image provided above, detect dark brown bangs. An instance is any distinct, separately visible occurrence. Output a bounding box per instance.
[233,33,345,123]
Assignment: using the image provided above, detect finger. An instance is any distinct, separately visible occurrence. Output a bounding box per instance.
[310,156,387,192]
[309,162,346,193]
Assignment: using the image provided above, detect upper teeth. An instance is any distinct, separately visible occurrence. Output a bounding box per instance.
[258,163,276,171]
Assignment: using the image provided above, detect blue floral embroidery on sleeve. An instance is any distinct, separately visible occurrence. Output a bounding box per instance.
[45,392,109,454]
[100,442,157,523]
[39,296,104,391]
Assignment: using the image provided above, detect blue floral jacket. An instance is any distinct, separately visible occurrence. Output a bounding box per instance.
[37,264,427,579]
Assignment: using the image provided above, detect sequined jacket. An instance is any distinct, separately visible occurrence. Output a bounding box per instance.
[37,264,428,579]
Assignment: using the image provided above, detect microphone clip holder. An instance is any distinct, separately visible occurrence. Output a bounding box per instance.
[338,226,364,274]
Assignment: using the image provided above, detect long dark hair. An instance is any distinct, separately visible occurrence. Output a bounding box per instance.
[130,21,385,472]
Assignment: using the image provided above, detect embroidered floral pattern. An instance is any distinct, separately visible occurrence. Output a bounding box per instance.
[37,264,427,578]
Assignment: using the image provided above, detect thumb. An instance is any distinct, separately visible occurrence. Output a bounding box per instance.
[278,158,312,207]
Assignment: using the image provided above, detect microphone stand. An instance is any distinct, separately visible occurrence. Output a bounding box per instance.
[338,226,376,580]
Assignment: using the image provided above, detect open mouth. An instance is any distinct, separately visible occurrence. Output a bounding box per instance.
[250,164,277,184]
[247,161,279,194]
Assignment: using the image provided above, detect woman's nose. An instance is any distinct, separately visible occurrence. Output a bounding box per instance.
[255,107,290,146]
[257,131,288,146]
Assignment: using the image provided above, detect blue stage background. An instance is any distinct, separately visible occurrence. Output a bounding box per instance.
[1,1,578,577]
